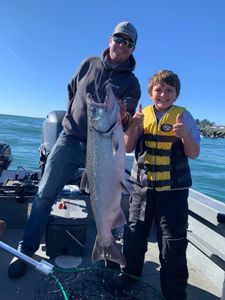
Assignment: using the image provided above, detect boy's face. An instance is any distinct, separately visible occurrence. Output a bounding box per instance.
[151,82,177,113]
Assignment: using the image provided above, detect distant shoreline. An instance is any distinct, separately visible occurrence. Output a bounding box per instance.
[200,128,225,139]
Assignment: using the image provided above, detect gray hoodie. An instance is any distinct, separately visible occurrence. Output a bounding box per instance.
[62,48,141,142]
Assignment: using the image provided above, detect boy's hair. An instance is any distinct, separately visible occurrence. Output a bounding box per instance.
[148,70,181,98]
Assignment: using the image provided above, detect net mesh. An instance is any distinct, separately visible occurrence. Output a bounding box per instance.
[35,267,163,300]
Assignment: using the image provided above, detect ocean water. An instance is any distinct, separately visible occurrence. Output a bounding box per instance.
[0,114,43,171]
[0,113,225,204]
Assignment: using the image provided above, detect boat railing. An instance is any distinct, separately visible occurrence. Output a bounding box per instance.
[187,188,225,270]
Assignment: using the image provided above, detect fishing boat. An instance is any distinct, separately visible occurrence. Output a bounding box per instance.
[0,111,224,300]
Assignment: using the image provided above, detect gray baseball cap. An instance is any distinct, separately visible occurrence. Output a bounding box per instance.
[112,21,138,44]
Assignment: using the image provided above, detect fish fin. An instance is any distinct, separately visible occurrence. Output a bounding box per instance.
[112,133,119,156]
[92,235,126,267]
[111,208,126,229]
[80,171,90,194]
[121,177,134,195]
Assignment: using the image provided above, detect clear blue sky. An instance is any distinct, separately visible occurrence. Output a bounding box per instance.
[0,0,225,125]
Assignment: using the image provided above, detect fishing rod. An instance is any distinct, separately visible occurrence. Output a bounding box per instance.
[0,241,54,275]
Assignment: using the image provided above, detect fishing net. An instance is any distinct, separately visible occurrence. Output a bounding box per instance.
[35,267,163,300]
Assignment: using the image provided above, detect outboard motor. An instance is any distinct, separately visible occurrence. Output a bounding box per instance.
[39,110,85,185]
[0,142,13,176]
[39,111,66,175]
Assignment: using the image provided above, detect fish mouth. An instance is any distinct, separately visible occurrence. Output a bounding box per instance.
[95,120,117,134]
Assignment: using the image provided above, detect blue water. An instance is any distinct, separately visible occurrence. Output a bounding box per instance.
[0,114,225,204]
[189,137,225,203]
[0,114,43,171]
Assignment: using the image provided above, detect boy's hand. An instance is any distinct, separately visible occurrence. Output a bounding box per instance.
[130,104,144,129]
[138,103,143,113]
[173,114,189,138]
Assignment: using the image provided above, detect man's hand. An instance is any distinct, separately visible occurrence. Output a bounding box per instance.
[119,100,128,122]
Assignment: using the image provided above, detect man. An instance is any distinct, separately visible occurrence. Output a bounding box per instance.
[8,21,141,278]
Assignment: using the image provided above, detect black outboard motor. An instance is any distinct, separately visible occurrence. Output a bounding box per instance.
[0,142,13,176]
[39,111,66,175]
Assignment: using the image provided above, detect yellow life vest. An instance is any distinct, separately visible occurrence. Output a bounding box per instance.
[131,105,192,191]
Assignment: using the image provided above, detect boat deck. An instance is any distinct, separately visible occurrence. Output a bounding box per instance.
[0,191,224,299]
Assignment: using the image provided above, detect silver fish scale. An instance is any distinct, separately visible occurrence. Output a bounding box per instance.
[86,84,127,267]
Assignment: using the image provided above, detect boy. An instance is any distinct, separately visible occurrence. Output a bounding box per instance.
[117,70,200,300]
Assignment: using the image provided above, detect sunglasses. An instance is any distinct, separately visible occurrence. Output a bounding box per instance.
[112,35,135,49]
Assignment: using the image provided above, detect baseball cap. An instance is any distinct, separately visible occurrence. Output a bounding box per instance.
[112,21,138,44]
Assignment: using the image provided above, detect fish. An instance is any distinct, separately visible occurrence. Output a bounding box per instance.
[82,84,127,267]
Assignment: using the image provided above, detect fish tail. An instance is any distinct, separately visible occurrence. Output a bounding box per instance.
[112,208,126,229]
[92,235,126,267]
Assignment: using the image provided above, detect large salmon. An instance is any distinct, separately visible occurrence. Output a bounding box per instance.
[84,84,126,267]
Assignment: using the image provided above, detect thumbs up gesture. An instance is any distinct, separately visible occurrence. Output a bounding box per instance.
[176,113,182,124]
[138,103,143,114]
[173,113,188,138]
[130,103,144,129]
